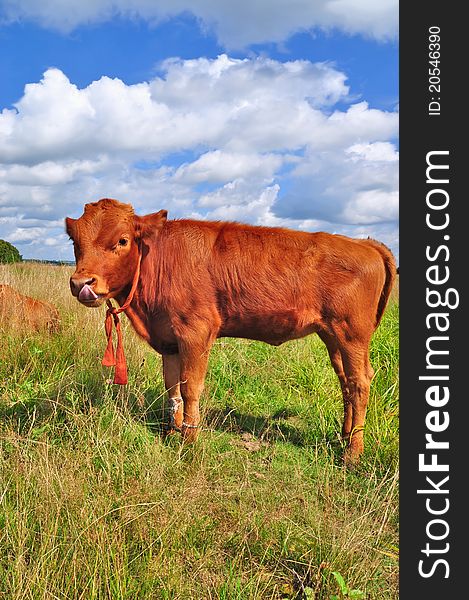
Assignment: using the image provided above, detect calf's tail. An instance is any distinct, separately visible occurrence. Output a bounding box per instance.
[364,239,397,328]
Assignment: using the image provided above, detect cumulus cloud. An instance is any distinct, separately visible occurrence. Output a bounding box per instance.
[0,57,352,164]
[197,181,281,222]
[0,55,398,261]
[274,140,398,225]
[174,151,287,185]
[1,0,398,47]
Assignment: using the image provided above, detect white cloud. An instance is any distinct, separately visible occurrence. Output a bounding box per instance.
[273,139,399,227]
[0,56,398,261]
[196,181,281,222]
[153,55,348,109]
[174,150,287,185]
[1,1,398,47]
[0,57,352,163]
[346,141,399,162]
[341,190,398,224]
[0,158,108,186]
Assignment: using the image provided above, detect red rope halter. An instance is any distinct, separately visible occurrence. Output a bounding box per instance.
[101,246,142,384]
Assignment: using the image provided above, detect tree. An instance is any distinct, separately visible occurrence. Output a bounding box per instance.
[0,239,22,264]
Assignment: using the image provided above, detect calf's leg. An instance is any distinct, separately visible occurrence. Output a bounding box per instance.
[162,354,184,432]
[320,332,351,438]
[339,340,373,466]
[178,340,214,442]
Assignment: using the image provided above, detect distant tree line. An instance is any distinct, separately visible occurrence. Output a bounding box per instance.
[23,259,75,266]
[0,239,22,264]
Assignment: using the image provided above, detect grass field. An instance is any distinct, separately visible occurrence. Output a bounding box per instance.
[0,263,399,600]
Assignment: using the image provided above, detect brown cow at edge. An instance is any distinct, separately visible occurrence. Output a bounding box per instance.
[65,198,396,465]
[0,284,61,333]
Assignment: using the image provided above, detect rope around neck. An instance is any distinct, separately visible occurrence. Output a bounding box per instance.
[101,245,142,384]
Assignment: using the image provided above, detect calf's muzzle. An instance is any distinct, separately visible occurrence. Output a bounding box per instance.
[70,275,97,300]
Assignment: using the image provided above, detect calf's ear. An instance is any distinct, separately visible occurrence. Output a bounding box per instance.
[134,210,168,239]
[65,217,76,237]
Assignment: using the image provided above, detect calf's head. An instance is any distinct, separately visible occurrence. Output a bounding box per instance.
[65,198,166,307]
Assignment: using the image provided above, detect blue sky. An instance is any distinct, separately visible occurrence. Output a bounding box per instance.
[0,1,398,262]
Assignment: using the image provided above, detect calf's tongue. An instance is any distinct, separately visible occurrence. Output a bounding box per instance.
[78,284,98,303]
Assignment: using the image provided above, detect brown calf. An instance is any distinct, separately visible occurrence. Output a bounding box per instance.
[66,198,396,465]
[0,284,61,334]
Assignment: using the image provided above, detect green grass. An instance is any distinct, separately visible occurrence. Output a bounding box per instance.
[0,263,399,599]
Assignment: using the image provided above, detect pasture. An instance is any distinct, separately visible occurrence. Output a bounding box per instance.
[0,262,399,599]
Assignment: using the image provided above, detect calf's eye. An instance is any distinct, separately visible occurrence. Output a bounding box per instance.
[118,238,128,247]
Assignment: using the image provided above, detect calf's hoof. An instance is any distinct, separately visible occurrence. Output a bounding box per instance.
[163,425,180,437]
[181,422,200,443]
[342,425,365,468]
[343,446,362,469]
